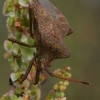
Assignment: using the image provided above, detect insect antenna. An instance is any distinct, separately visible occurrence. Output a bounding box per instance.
[45,68,91,85]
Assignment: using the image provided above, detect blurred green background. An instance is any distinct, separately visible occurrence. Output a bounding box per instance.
[0,0,100,100]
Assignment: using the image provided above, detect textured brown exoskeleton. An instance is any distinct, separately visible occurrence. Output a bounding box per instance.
[8,0,90,85]
[30,0,73,84]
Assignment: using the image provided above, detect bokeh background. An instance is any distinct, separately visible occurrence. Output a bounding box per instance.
[0,0,100,100]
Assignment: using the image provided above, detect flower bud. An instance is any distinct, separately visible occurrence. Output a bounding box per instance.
[60,85,66,91]
[53,84,59,91]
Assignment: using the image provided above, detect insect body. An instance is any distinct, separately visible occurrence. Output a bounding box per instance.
[8,0,90,85]
[33,0,73,60]
[8,0,73,84]
[30,0,73,84]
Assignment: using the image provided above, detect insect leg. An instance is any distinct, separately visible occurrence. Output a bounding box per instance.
[8,38,34,48]
[27,0,34,37]
[45,68,54,77]
[19,56,36,83]
[33,56,42,85]
[27,0,38,36]
[34,65,41,85]
[40,70,48,85]
[10,54,37,85]
[45,68,91,85]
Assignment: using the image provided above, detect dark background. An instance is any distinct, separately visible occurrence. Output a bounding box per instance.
[0,0,100,100]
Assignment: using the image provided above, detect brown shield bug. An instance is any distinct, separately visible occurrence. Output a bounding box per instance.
[8,0,90,85]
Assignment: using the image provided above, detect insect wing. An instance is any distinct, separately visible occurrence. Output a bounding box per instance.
[38,0,58,18]
[38,0,73,37]
[32,0,62,40]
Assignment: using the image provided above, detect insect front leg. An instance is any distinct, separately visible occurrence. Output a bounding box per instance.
[14,56,36,84]
[20,57,35,83]
[8,38,34,48]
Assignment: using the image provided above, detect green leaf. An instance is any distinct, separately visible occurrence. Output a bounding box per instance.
[10,60,19,72]
[13,0,19,6]
[15,88,23,95]
[8,54,13,62]
[17,9,21,19]
[15,31,22,41]
[10,72,22,81]
[18,0,32,7]
[6,14,15,27]
[20,35,27,43]
[16,57,22,68]
[20,16,29,28]
[27,37,34,45]
[0,96,11,100]
[3,1,15,16]
[12,44,20,55]
[21,8,27,15]
[21,46,34,62]
[4,40,13,53]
